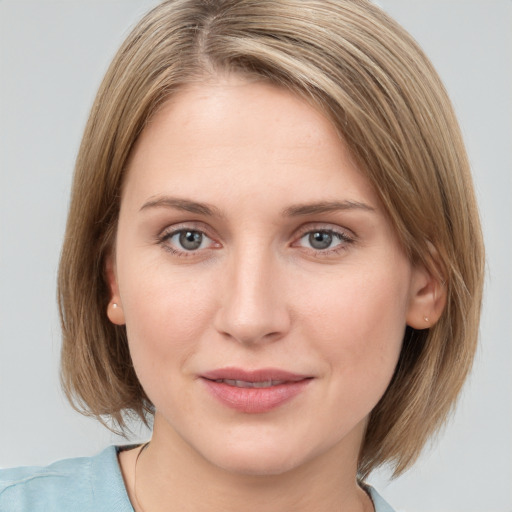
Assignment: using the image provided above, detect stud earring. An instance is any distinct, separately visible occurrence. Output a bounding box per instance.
[108,300,125,325]
[424,316,430,323]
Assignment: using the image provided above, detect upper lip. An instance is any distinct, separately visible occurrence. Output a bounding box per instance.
[200,367,311,383]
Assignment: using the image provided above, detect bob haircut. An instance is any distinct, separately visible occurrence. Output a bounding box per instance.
[58,0,484,478]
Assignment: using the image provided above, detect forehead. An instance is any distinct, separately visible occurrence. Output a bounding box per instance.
[123,76,379,211]
[134,77,343,159]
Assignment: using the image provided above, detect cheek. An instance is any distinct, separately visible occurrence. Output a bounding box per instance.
[298,266,410,383]
[119,263,218,388]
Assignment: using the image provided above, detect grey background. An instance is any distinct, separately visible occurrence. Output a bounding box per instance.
[0,1,510,511]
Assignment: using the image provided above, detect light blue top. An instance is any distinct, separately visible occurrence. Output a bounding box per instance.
[0,446,396,511]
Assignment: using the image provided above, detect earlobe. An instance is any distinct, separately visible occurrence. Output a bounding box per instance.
[406,263,447,330]
[105,254,126,326]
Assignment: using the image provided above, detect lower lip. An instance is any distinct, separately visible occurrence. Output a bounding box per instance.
[201,379,311,414]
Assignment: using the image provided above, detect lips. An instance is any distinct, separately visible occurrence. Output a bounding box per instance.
[200,367,312,413]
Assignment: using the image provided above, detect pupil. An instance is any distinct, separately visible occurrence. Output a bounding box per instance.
[309,231,332,249]
[179,231,202,250]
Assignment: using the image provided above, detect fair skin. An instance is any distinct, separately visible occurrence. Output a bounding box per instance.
[107,75,442,512]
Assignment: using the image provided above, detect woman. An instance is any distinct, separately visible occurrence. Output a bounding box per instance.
[0,1,484,511]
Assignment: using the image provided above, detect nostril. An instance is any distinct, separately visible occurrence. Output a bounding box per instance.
[214,313,290,345]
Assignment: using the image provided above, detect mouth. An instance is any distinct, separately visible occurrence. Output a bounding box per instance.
[209,379,288,388]
[200,367,313,413]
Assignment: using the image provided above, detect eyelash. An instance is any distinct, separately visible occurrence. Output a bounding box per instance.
[156,224,356,258]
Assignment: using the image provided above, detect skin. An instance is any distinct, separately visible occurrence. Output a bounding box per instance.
[107,75,442,512]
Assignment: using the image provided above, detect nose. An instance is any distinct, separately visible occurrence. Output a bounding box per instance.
[213,245,291,345]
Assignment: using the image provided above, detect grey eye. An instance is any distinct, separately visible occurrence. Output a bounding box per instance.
[308,231,333,249]
[178,230,203,250]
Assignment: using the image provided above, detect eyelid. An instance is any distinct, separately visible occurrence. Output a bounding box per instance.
[293,222,356,241]
[157,221,213,239]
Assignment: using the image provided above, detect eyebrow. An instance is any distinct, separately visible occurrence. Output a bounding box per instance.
[283,200,375,216]
[140,196,223,217]
[139,196,375,218]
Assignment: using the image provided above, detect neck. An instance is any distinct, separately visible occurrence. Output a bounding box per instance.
[123,414,372,512]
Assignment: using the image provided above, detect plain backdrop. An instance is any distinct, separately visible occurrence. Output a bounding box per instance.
[0,1,511,511]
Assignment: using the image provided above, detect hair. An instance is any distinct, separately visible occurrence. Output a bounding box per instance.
[58,0,484,478]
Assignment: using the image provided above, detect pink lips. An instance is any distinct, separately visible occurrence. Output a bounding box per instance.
[200,367,312,413]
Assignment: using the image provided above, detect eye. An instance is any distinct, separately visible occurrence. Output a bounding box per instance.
[158,227,218,255]
[295,228,354,253]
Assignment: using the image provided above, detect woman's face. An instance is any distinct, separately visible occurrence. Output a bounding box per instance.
[109,76,428,475]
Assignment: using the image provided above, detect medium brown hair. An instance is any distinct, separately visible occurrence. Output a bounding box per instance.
[58,0,484,478]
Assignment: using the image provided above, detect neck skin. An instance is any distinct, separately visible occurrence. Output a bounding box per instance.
[119,413,373,512]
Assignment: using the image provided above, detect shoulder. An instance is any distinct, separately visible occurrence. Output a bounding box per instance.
[0,453,95,511]
[0,446,134,512]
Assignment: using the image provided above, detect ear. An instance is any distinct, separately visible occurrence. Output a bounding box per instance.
[105,254,125,326]
[406,261,446,330]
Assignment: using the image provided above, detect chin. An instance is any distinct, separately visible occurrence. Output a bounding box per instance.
[197,431,331,478]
